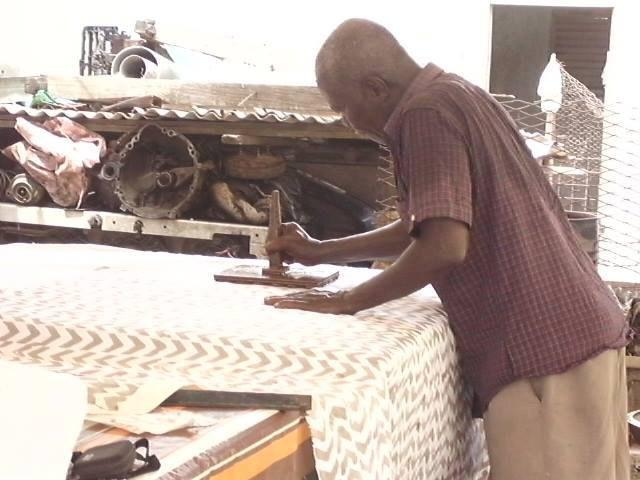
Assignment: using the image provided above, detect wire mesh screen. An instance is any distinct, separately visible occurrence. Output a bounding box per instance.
[376,66,640,289]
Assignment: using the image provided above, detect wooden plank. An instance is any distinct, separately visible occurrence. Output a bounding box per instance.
[214,264,339,288]
[0,115,362,140]
[0,76,43,99]
[161,389,312,411]
[265,190,283,272]
[44,76,334,114]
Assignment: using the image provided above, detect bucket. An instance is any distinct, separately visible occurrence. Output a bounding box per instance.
[566,210,599,263]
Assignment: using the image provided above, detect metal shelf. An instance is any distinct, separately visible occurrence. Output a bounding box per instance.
[0,202,268,258]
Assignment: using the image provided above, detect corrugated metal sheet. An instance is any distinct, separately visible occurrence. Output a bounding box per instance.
[0,104,343,125]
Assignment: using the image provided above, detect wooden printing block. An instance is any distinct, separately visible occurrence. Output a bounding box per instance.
[214,189,339,288]
[214,264,339,288]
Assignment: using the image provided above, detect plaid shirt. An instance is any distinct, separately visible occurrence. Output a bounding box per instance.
[384,64,628,413]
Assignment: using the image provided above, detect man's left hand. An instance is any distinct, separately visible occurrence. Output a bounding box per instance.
[264,289,357,315]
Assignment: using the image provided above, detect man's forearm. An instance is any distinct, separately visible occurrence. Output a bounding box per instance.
[317,220,410,264]
[343,218,469,312]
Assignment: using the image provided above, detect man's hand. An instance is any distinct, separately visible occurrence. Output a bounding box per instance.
[264,218,469,315]
[265,222,324,266]
[264,289,357,315]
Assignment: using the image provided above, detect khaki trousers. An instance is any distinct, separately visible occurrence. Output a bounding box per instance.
[483,348,630,480]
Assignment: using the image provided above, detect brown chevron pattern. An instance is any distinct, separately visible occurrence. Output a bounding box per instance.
[0,244,487,479]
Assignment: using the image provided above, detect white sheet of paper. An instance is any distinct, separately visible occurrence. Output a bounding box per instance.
[0,360,87,480]
[87,407,220,435]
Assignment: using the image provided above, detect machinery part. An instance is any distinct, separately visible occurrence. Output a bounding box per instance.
[293,168,376,241]
[100,162,119,182]
[114,124,209,219]
[88,214,103,229]
[0,202,268,258]
[120,54,159,78]
[210,182,268,225]
[102,95,163,112]
[7,174,46,206]
[0,170,15,200]
[221,134,298,147]
[111,46,178,79]
[155,171,175,189]
[79,26,126,76]
[223,151,286,180]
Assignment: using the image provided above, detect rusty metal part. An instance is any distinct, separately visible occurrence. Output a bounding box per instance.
[100,161,119,182]
[79,26,125,76]
[223,151,286,180]
[221,134,298,147]
[210,182,268,225]
[0,202,267,258]
[114,124,211,219]
[88,214,103,229]
[101,96,163,113]
[7,174,46,206]
[0,169,15,200]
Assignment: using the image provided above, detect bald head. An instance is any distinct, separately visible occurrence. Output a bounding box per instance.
[315,19,418,91]
[313,19,421,143]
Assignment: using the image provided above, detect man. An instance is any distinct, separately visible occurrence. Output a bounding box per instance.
[265,19,629,479]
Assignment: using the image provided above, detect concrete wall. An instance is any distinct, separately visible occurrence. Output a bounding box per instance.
[490,6,553,100]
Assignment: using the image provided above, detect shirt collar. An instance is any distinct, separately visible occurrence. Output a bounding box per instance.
[383,63,444,140]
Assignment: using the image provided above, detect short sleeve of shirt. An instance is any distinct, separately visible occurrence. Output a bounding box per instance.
[397,108,473,232]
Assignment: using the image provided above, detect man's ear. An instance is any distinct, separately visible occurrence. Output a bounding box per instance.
[361,75,390,101]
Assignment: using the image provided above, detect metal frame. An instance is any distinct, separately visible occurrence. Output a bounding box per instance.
[0,203,268,258]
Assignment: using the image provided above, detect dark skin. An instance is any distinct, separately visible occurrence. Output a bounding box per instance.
[264,69,470,314]
[264,218,470,314]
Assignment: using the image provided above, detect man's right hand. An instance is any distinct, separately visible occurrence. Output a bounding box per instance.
[265,222,324,266]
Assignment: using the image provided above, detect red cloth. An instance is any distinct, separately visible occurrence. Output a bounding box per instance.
[2,117,105,208]
[384,64,628,413]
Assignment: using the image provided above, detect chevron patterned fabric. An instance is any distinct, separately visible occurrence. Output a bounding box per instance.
[0,243,487,479]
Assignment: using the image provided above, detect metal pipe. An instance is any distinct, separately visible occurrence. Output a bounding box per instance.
[111,46,178,79]
[119,55,158,79]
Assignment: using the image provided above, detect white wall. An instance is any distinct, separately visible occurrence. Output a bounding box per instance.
[0,0,493,87]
